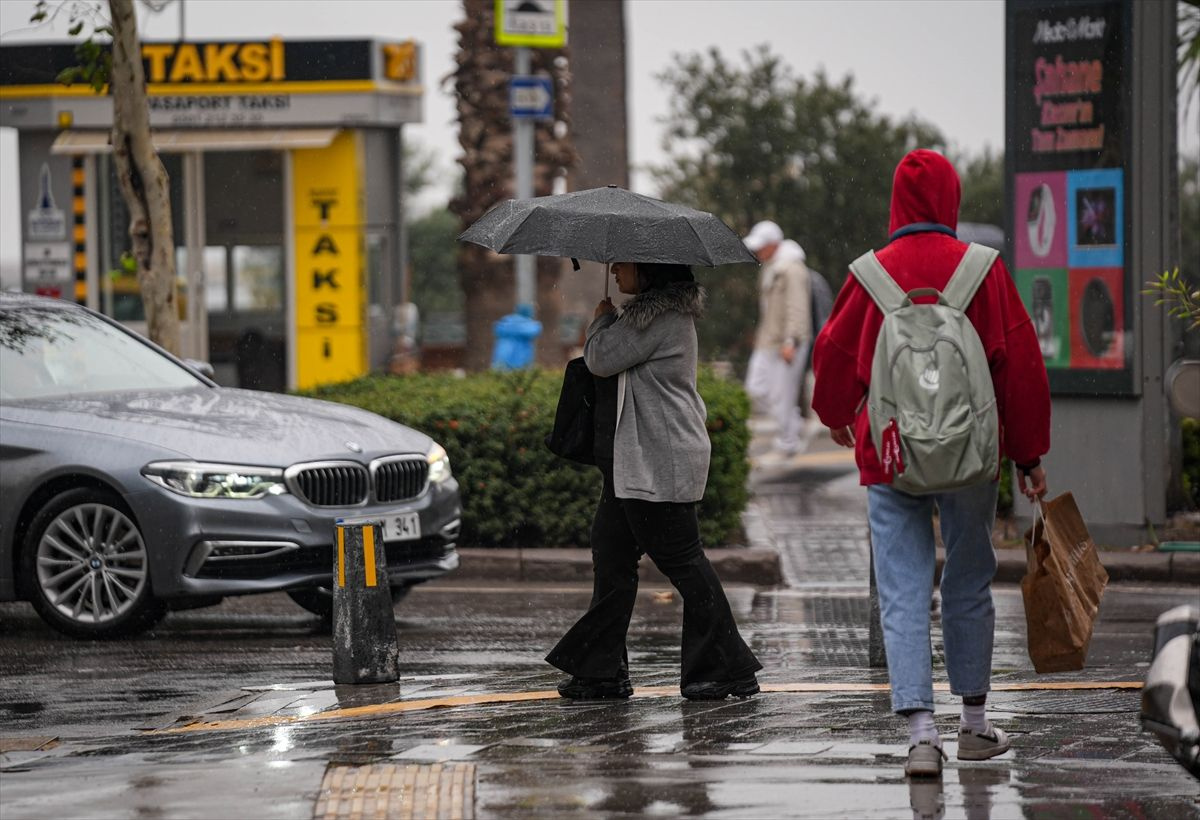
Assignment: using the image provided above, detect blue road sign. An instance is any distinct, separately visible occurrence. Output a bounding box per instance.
[509,75,554,120]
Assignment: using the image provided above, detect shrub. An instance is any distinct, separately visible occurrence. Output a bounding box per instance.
[998,458,1014,516]
[305,368,751,549]
[1183,418,1200,510]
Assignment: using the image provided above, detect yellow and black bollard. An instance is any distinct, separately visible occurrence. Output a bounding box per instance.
[332,518,400,684]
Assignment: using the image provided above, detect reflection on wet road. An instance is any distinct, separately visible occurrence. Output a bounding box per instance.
[2,579,1198,818]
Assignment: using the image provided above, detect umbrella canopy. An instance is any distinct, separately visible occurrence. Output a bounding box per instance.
[458,186,757,267]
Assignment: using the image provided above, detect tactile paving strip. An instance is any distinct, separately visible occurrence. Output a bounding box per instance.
[314,762,475,820]
[990,688,1139,714]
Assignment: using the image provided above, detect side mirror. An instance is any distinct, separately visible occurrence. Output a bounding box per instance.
[184,358,216,379]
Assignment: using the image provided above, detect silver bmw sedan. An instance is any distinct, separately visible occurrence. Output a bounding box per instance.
[0,292,460,638]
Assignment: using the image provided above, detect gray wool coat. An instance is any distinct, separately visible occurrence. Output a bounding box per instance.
[584,281,711,503]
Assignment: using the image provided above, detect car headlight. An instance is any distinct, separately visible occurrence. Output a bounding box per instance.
[142,461,288,499]
[427,444,452,484]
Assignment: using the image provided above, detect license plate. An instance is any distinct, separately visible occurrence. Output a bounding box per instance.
[383,512,421,542]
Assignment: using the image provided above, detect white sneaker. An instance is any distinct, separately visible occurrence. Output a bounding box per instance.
[957,723,1010,761]
[905,739,946,777]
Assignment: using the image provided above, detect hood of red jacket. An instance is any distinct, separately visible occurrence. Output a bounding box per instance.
[888,149,961,236]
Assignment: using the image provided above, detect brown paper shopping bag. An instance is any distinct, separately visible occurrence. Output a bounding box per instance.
[1020,492,1110,673]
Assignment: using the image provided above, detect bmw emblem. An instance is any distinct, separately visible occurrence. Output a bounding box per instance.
[346,441,363,453]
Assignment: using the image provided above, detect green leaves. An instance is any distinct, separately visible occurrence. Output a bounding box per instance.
[1183,418,1200,509]
[118,250,137,275]
[30,1,113,92]
[955,148,1005,228]
[409,208,464,314]
[1144,267,1200,330]
[651,46,946,364]
[1180,0,1200,102]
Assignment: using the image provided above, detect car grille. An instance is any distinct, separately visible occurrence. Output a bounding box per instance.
[285,456,430,508]
[289,462,370,507]
[373,457,429,502]
[195,547,327,579]
[193,539,455,580]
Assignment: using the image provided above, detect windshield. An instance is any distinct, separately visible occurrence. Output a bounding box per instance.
[0,304,206,401]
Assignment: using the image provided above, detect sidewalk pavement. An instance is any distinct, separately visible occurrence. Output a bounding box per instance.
[456,421,1200,587]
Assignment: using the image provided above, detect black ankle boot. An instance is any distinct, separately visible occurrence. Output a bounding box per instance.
[557,671,633,699]
[680,675,760,700]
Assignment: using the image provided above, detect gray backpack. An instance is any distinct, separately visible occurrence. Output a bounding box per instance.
[849,243,1000,495]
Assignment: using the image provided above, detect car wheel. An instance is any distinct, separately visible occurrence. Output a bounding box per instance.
[21,488,166,639]
[287,584,410,619]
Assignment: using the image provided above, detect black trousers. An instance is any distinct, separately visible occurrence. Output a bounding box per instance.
[546,466,762,687]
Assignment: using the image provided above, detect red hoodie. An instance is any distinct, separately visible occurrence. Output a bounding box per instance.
[812,149,1051,486]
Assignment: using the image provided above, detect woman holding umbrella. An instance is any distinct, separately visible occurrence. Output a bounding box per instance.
[545,261,762,700]
[460,186,761,698]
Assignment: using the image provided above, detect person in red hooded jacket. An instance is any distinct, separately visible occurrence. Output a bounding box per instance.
[812,149,1051,778]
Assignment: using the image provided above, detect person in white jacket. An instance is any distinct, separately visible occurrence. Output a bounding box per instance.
[743,220,813,455]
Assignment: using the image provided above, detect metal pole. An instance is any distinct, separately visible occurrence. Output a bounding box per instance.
[513,47,535,312]
[182,152,206,362]
[396,126,409,306]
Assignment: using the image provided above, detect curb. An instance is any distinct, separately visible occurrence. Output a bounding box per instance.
[938,548,1200,585]
[454,546,1192,588]
[454,547,784,586]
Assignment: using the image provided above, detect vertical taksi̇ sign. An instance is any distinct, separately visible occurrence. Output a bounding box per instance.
[292,131,367,389]
[1007,0,1131,394]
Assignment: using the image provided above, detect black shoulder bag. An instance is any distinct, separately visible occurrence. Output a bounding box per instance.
[544,357,596,465]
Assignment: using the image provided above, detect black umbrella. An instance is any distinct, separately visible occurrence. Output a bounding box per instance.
[459,186,756,272]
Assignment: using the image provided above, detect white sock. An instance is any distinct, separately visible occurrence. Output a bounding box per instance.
[907,710,939,746]
[961,702,987,732]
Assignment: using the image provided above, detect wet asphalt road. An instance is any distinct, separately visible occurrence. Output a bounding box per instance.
[2,579,1199,818]
[2,457,1199,818]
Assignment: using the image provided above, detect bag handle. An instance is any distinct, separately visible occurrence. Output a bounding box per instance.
[902,287,950,306]
[1029,498,1046,544]
[1026,498,1047,574]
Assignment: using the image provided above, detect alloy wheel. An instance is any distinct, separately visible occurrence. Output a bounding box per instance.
[35,502,148,625]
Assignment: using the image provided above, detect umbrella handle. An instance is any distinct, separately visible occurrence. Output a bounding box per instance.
[605,262,610,299]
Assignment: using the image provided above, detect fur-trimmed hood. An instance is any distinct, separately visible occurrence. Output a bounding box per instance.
[619,281,706,331]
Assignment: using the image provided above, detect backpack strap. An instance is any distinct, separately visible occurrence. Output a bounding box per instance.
[849,250,907,314]
[941,243,1000,311]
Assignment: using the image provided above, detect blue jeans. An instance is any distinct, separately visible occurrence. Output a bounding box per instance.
[868,481,999,713]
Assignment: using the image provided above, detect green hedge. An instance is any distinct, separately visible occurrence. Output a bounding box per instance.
[1184,418,1200,510]
[305,369,751,549]
[998,458,1014,516]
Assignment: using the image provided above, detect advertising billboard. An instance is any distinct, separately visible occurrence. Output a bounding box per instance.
[1007,0,1132,394]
